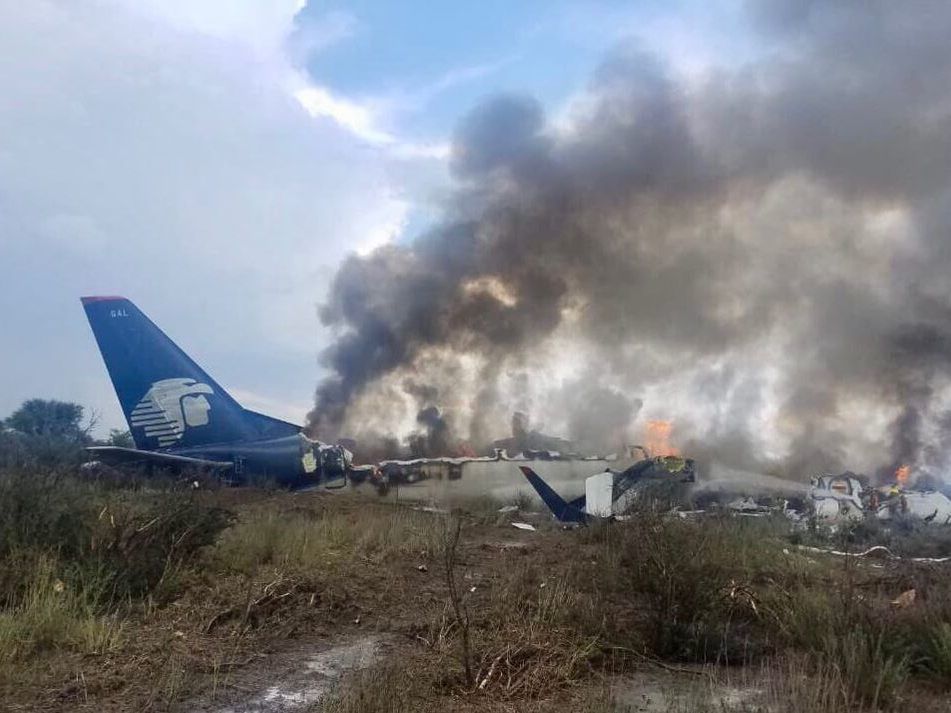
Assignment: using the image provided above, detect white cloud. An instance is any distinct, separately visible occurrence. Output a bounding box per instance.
[294,85,396,145]
[0,1,410,432]
[293,84,452,161]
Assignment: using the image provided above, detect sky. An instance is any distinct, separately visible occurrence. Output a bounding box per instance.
[0,0,750,435]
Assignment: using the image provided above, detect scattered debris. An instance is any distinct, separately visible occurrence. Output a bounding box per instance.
[481,541,531,553]
[810,473,865,523]
[728,496,771,516]
[876,490,951,524]
[520,455,696,523]
[796,544,951,564]
[412,505,450,515]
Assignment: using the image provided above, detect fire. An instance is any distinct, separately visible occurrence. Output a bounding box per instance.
[645,420,679,457]
[894,464,911,486]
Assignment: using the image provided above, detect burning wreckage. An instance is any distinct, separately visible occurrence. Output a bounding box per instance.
[808,471,951,525]
[344,413,630,493]
[695,470,951,528]
[349,447,625,493]
[509,452,951,528]
[520,454,697,523]
[342,419,951,530]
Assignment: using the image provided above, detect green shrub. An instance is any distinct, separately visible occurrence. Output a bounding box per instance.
[0,467,232,607]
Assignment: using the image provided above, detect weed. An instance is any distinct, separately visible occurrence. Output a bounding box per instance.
[918,621,951,685]
[320,664,419,713]
[0,556,122,662]
[210,504,445,577]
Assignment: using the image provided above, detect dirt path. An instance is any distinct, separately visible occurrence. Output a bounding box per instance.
[189,635,392,713]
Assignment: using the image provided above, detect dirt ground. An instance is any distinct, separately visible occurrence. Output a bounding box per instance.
[4,485,951,713]
[0,487,577,711]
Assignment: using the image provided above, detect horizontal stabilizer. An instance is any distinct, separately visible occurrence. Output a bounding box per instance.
[519,466,587,523]
[86,446,233,470]
[242,409,301,439]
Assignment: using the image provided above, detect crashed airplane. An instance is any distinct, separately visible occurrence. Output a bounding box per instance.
[520,455,697,523]
[81,296,350,486]
[809,471,951,525]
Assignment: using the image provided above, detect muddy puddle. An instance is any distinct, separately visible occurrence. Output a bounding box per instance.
[191,635,390,713]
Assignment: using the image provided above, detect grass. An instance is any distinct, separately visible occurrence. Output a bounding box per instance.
[0,556,122,662]
[320,664,423,713]
[0,463,231,699]
[919,622,951,685]
[313,503,951,711]
[0,467,232,603]
[210,503,447,576]
[4,461,951,712]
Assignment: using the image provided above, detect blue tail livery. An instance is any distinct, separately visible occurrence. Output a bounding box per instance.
[81,296,350,486]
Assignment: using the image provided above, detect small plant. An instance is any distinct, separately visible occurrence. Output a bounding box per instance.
[320,664,417,713]
[920,622,951,686]
[0,556,122,662]
[442,515,474,688]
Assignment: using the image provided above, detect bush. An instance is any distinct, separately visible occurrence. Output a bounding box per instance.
[86,493,233,601]
[0,466,233,608]
[605,515,788,664]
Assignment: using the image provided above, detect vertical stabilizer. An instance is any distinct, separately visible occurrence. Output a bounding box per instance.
[81,296,254,450]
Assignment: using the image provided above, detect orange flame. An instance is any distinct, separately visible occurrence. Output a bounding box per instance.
[645,420,679,457]
[895,464,911,486]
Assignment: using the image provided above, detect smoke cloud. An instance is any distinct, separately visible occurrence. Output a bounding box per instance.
[308,1,951,480]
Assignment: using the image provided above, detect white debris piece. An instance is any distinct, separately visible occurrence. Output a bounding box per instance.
[585,471,615,518]
[512,522,536,531]
[728,496,765,513]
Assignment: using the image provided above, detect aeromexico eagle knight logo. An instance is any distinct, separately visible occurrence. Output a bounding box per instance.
[130,378,214,446]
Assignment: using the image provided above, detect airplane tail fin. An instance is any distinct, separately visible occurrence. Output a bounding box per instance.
[82,296,257,450]
[518,466,587,523]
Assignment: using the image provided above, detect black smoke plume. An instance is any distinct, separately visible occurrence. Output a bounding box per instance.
[309,2,951,477]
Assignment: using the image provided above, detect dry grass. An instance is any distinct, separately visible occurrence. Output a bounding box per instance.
[319,664,423,713]
[312,506,951,711]
[4,469,951,713]
[0,556,122,663]
[209,502,447,577]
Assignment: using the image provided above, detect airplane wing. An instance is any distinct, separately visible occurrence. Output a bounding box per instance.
[519,466,587,523]
[85,446,233,470]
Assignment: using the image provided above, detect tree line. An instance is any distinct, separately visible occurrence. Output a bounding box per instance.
[1,398,131,466]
